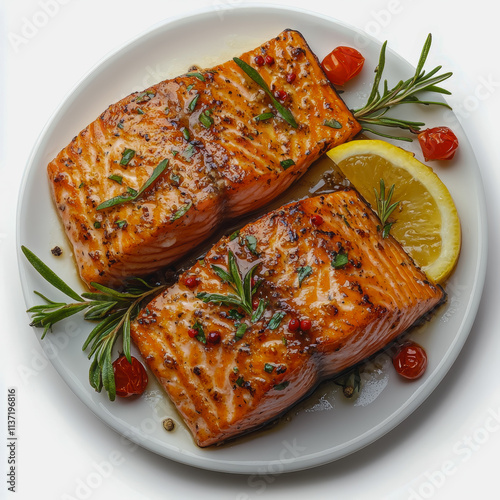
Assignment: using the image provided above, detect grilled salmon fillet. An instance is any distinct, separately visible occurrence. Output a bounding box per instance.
[130,189,444,447]
[47,29,361,286]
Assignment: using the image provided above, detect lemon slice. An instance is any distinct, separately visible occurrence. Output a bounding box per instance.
[327,139,461,283]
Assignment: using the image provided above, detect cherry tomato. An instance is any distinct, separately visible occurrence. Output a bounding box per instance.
[321,46,365,86]
[392,342,428,380]
[113,355,148,397]
[418,126,459,161]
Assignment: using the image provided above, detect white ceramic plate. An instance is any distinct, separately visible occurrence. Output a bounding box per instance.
[17,5,487,473]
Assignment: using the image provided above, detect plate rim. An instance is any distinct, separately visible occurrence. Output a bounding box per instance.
[15,3,488,474]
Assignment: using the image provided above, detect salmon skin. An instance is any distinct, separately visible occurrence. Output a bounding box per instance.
[47,29,361,287]
[130,189,444,447]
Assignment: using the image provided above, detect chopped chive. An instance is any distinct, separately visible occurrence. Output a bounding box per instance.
[115,220,128,229]
[108,174,123,184]
[181,144,196,160]
[323,119,342,129]
[280,159,295,170]
[245,235,258,255]
[331,252,348,269]
[199,112,214,129]
[135,91,155,103]
[186,84,195,92]
[235,376,244,387]
[264,363,275,373]
[120,149,135,166]
[186,72,206,81]
[235,323,248,340]
[182,128,190,141]
[297,266,313,287]
[229,229,240,241]
[93,221,101,229]
[188,94,200,112]
[137,108,145,115]
[117,121,124,129]
[268,311,286,330]
[171,201,192,221]
[254,112,274,122]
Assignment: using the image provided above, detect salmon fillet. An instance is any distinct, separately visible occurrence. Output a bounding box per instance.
[47,29,361,286]
[130,189,444,447]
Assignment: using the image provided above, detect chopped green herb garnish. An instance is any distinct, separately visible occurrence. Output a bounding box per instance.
[115,220,128,229]
[245,235,258,255]
[181,144,196,160]
[171,149,179,156]
[229,229,240,241]
[117,121,124,129]
[273,381,290,391]
[171,201,192,221]
[254,112,274,122]
[96,159,169,210]
[188,94,200,112]
[192,320,206,344]
[251,299,268,323]
[228,309,244,321]
[186,72,206,81]
[264,363,275,373]
[235,376,244,387]
[233,57,298,128]
[170,173,180,185]
[280,159,295,170]
[186,84,195,92]
[235,322,248,340]
[297,266,313,287]
[182,128,190,141]
[199,111,214,129]
[331,252,349,269]
[268,311,286,330]
[233,366,239,373]
[135,91,155,103]
[108,174,123,184]
[120,148,135,166]
[78,182,85,189]
[323,119,342,129]
[137,108,145,115]
[93,221,101,229]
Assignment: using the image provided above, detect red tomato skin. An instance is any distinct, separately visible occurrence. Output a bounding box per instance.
[392,342,428,380]
[113,356,148,397]
[418,127,459,161]
[321,46,365,86]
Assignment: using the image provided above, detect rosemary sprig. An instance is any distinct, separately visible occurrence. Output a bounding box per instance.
[21,246,166,400]
[197,250,266,321]
[96,158,169,210]
[353,34,452,141]
[233,57,298,129]
[374,179,400,238]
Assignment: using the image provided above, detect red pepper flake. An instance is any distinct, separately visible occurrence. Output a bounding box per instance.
[207,331,221,345]
[254,55,265,66]
[300,319,312,332]
[286,72,297,84]
[265,55,275,65]
[311,214,324,226]
[185,276,199,289]
[288,318,300,332]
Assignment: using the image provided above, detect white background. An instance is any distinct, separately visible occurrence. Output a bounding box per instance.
[2,0,499,499]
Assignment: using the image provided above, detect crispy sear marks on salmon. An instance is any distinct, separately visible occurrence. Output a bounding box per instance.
[130,190,444,447]
[47,30,361,286]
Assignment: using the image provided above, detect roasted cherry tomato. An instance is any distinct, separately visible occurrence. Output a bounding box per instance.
[321,46,365,86]
[418,126,459,161]
[113,355,148,397]
[392,342,428,380]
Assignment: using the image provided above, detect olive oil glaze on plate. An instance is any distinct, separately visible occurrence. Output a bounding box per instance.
[17,5,487,473]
